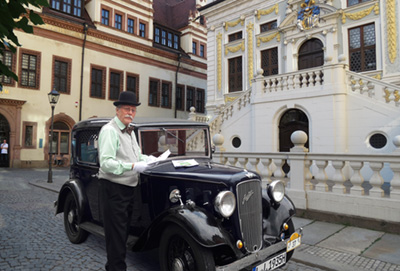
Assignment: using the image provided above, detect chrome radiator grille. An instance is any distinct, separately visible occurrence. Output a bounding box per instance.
[236,180,263,252]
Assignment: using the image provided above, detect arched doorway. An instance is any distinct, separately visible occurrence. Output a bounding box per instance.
[298,38,324,70]
[0,114,10,167]
[49,121,71,166]
[279,109,309,152]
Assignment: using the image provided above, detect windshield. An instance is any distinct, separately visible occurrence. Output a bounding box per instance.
[138,126,210,159]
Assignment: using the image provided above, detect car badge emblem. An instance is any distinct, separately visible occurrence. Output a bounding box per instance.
[242,190,254,205]
[245,172,256,178]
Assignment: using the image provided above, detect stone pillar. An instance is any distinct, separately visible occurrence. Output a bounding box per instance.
[287,130,308,209]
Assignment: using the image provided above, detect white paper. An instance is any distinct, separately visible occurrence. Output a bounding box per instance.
[172,159,199,168]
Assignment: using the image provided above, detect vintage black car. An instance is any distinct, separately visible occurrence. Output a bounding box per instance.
[55,117,302,271]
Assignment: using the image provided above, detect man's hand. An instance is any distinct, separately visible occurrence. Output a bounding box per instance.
[133,161,148,173]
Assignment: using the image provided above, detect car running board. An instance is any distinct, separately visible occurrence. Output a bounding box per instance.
[79,222,139,247]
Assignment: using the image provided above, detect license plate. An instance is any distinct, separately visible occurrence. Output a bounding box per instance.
[287,232,301,252]
[252,252,286,271]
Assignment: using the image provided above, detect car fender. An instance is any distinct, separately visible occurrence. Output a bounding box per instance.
[55,178,88,223]
[137,206,235,251]
[262,192,296,236]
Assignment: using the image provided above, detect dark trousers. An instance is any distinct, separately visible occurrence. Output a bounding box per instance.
[101,179,135,271]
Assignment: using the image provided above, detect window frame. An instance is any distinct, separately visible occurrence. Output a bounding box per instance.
[0,50,16,86]
[261,47,279,76]
[114,13,123,30]
[228,56,243,92]
[127,17,136,34]
[260,20,277,33]
[126,72,139,102]
[195,88,205,113]
[18,48,41,90]
[176,84,185,111]
[52,55,72,94]
[348,23,376,72]
[228,31,243,42]
[101,7,111,26]
[90,64,106,99]
[22,121,37,149]
[109,69,123,101]
[148,78,160,107]
[186,86,195,111]
[139,21,148,38]
[50,0,82,17]
[161,80,172,109]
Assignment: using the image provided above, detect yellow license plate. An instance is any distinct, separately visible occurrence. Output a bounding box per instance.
[287,232,301,252]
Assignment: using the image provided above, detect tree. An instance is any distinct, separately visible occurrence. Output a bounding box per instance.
[0,0,49,87]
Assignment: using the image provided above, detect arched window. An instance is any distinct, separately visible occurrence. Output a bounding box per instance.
[298,38,324,70]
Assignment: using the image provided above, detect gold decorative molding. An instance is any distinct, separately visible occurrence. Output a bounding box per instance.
[217,33,222,92]
[247,23,254,86]
[384,89,400,102]
[256,4,279,20]
[387,0,398,63]
[224,96,238,103]
[341,3,379,24]
[257,32,280,47]
[224,17,245,31]
[225,41,245,55]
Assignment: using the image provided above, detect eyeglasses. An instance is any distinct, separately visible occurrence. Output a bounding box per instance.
[120,107,137,113]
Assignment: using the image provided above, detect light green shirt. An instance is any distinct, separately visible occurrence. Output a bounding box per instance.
[98,117,146,177]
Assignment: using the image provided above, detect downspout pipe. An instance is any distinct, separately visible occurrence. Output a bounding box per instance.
[174,53,182,118]
[79,23,89,121]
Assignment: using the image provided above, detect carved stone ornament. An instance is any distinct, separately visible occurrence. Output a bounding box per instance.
[297,0,320,31]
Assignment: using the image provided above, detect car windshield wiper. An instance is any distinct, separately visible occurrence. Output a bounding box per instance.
[161,128,185,143]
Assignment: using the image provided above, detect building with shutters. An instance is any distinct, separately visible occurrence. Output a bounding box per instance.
[0,0,208,168]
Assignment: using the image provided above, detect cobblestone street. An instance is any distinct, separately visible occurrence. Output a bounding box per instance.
[0,168,325,271]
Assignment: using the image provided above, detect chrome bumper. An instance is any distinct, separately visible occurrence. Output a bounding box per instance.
[216,228,303,271]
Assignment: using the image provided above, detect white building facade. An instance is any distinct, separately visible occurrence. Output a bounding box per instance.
[200,0,400,155]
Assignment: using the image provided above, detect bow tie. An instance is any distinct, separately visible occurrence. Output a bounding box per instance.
[122,126,134,135]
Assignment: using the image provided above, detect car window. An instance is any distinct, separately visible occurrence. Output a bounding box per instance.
[138,127,209,158]
[75,129,99,164]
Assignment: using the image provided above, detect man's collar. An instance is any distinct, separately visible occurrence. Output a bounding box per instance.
[114,116,128,131]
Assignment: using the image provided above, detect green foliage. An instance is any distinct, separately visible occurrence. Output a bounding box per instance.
[0,0,49,86]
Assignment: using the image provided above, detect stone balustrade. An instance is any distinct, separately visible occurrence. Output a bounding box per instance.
[212,131,400,223]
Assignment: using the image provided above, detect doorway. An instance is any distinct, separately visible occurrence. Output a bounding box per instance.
[0,114,10,167]
[49,121,71,166]
[279,109,309,152]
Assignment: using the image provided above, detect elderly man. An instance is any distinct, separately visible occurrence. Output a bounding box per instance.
[98,91,149,271]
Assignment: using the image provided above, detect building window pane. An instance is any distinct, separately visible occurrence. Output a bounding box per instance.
[176,85,184,110]
[109,72,121,100]
[161,30,166,45]
[168,33,173,47]
[349,23,376,72]
[186,87,194,111]
[102,9,109,25]
[91,68,103,98]
[174,35,179,49]
[155,27,160,43]
[54,60,68,93]
[261,47,278,76]
[21,54,37,87]
[128,19,134,34]
[149,80,158,106]
[139,23,146,37]
[25,125,33,147]
[228,31,242,42]
[200,45,205,57]
[115,14,122,30]
[195,89,205,113]
[228,56,242,92]
[192,42,197,55]
[161,82,170,107]
[260,20,277,33]
[0,51,13,84]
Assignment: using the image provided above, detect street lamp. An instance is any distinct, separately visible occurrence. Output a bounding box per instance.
[47,88,60,183]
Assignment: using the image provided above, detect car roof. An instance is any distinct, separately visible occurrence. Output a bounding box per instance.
[73,117,208,130]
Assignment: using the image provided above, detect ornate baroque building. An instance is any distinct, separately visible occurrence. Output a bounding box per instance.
[200,0,400,154]
[0,0,208,168]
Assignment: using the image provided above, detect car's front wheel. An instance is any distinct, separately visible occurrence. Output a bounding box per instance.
[63,193,89,244]
[159,225,215,271]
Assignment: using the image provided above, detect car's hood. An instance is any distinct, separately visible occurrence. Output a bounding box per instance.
[145,158,261,186]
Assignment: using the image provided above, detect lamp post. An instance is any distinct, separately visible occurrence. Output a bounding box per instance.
[47,88,60,183]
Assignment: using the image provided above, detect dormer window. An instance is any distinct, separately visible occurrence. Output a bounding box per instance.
[154,26,180,50]
[50,0,82,17]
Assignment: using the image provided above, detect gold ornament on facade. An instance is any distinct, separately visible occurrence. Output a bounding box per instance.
[224,17,245,31]
[384,89,400,103]
[247,23,254,86]
[224,96,238,103]
[257,32,280,47]
[387,0,398,63]
[225,41,245,55]
[217,33,222,92]
[256,4,279,20]
[341,3,379,24]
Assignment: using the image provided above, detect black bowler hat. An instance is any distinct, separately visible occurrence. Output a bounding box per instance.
[113,91,141,107]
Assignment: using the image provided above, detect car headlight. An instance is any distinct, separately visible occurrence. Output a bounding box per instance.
[268,180,285,203]
[214,191,236,218]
